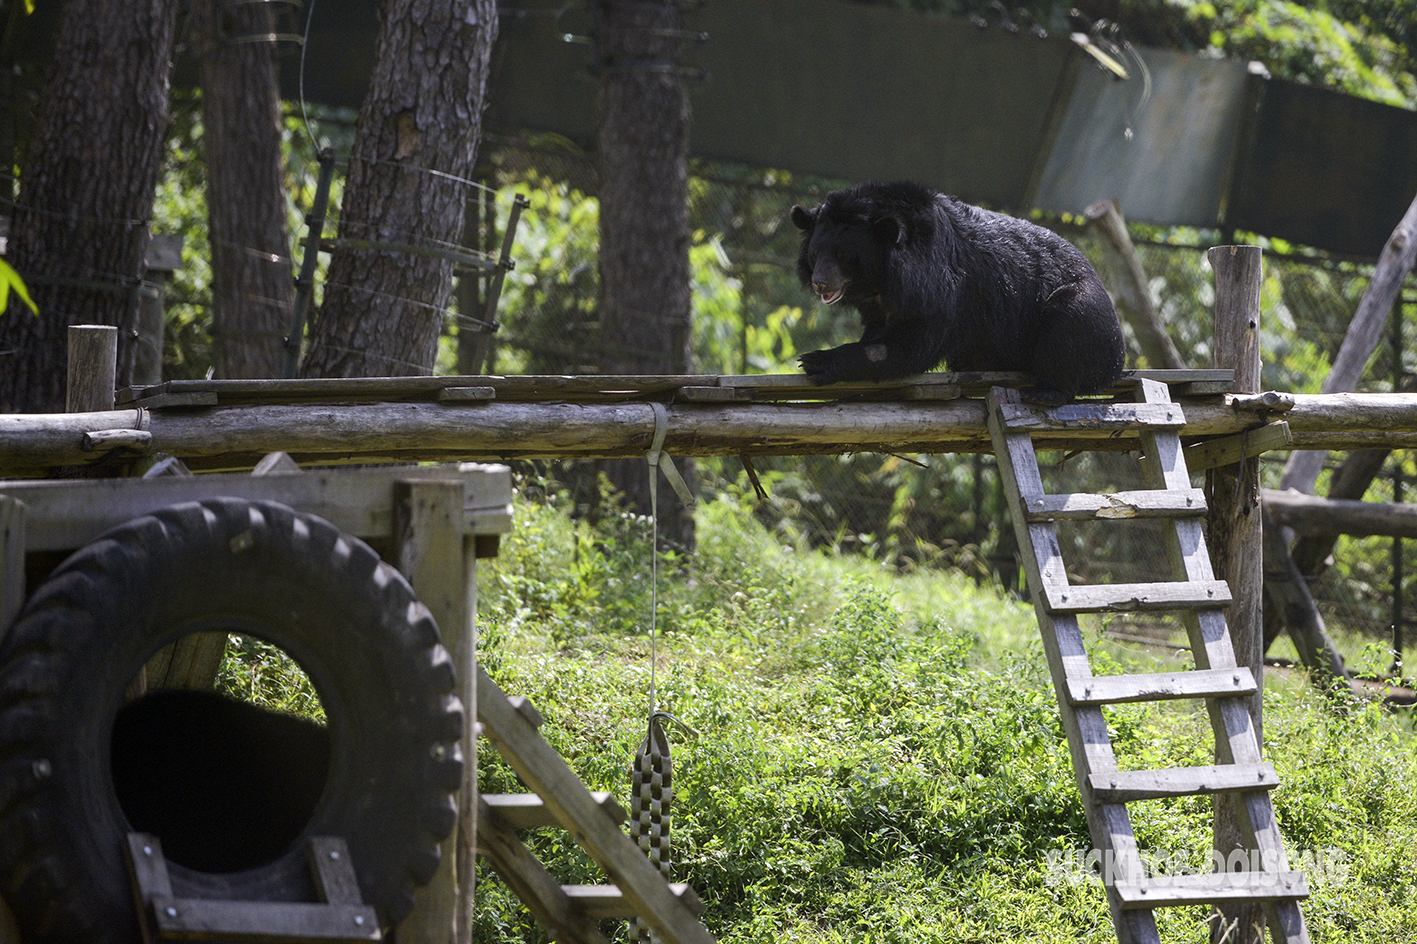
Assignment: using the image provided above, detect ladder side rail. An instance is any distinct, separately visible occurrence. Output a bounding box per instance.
[986,388,1160,944]
[1131,382,1311,944]
[477,666,717,944]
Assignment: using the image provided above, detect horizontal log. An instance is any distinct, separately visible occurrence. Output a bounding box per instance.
[8,392,1417,475]
[1262,488,1417,539]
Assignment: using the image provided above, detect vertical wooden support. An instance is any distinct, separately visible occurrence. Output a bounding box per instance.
[66,324,118,413]
[1207,245,1265,944]
[133,234,185,387]
[394,478,475,944]
[0,497,22,643]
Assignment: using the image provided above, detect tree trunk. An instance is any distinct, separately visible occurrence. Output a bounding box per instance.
[0,0,181,413]
[595,0,696,546]
[193,0,295,380]
[300,0,498,379]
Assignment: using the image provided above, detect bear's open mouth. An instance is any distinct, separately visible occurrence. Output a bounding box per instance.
[819,287,845,305]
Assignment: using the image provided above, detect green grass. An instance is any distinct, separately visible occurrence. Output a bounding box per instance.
[472,488,1417,943]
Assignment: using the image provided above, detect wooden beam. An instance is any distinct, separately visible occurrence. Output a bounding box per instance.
[1085,199,1186,370]
[15,390,1417,474]
[1262,488,1417,539]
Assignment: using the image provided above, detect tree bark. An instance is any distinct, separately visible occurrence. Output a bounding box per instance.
[300,0,498,379]
[595,0,696,546]
[0,0,181,413]
[193,0,295,379]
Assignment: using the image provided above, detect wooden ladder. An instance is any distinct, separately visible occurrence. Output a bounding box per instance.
[475,665,715,944]
[984,380,1309,944]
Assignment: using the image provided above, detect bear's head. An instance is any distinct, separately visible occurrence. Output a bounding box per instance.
[790,192,908,307]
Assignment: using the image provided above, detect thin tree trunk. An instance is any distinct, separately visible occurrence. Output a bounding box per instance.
[301,0,498,379]
[193,0,295,379]
[0,0,181,413]
[595,0,696,546]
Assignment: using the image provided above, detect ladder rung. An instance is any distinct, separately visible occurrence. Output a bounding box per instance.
[1043,580,1231,614]
[1067,667,1258,705]
[1090,763,1279,802]
[1115,870,1308,908]
[483,791,626,829]
[1023,489,1207,522]
[562,883,705,919]
[998,401,1186,432]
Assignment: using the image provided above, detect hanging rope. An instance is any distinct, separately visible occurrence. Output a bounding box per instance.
[629,402,696,944]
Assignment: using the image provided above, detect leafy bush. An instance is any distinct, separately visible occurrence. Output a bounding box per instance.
[473,485,1417,942]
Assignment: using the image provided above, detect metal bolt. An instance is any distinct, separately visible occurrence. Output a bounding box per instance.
[143,845,153,857]
[354,915,365,927]
[165,907,178,919]
[31,759,51,780]
[1233,674,1241,684]
[330,849,341,861]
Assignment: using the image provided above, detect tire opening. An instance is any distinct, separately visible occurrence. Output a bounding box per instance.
[110,634,331,874]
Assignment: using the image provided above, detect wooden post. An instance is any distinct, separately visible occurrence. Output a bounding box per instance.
[66,324,118,413]
[394,478,475,944]
[1206,245,1265,944]
[0,497,23,641]
[133,234,185,387]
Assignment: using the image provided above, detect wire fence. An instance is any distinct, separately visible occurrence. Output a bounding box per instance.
[462,134,1417,676]
[111,118,1417,675]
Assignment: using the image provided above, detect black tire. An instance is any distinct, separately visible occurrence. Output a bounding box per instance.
[0,498,464,943]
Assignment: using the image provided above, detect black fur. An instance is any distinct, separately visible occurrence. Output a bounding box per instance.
[790,181,1125,403]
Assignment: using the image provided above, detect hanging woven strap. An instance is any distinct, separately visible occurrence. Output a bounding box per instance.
[629,711,696,943]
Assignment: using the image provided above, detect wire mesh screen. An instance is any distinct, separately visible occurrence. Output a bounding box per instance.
[464,134,1415,672]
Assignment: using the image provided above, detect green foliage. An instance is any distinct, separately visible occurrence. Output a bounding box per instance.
[214,634,327,722]
[476,486,1417,942]
[0,258,36,316]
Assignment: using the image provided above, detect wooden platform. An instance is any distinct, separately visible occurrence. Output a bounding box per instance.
[117,369,1234,408]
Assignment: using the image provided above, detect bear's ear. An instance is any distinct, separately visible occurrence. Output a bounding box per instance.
[872,214,907,246]
[789,205,817,231]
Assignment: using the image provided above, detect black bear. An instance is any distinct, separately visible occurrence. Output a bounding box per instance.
[790,181,1125,403]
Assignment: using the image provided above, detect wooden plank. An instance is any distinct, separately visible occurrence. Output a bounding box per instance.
[1067,668,1258,706]
[677,386,750,402]
[1042,580,1232,614]
[309,837,364,906]
[1089,764,1278,802]
[1185,421,1291,472]
[1115,871,1308,909]
[484,791,626,830]
[563,883,705,920]
[0,464,513,553]
[476,798,612,944]
[1024,489,1207,522]
[147,896,380,941]
[394,480,469,944]
[438,386,497,403]
[1,497,23,639]
[477,667,717,944]
[999,401,1186,432]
